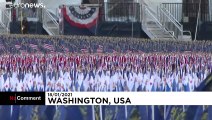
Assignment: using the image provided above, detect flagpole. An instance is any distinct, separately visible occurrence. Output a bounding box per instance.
[11,105,13,118]
[92,105,95,120]
[125,105,128,119]
[99,105,103,120]
[94,0,100,36]
[164,84,166,120]
[152,105,155,120]
[183,105,185,112]
[164,105,166,120]
[131,2,134,38]
[98,69,103,120]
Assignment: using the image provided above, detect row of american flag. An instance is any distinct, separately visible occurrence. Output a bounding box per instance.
[1,35,212,54]
[0,53,211,90]
[0,37,107,54]
[0,52,211,72]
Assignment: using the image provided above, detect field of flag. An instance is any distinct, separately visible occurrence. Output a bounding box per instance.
[0,34,211,120]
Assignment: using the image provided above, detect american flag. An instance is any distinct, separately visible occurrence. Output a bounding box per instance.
[20,50,27,55]
[81,48,89,53]
[112,50,118,54]
[62,46,69,53]
[97,45,103,53]
[36,51,43,55]
[15,44,21,49]
[29,43,38,50]
[43,43,54,51]
[0,43,5,50]
[126,50,132,53]
[138,50,144,54]
[59,41,69,53]
[74,51,78,54]
[49,51,56,54]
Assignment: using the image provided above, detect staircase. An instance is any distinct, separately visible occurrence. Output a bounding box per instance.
[0,23,5,34]
[142,5,174,40]
[0,9,11,34]
[42,8,59,35]
[141,4,192,40]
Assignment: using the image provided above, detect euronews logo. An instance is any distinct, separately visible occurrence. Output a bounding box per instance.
[6,3,46,8]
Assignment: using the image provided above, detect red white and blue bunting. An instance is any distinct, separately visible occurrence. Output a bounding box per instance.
[63,5,99,28]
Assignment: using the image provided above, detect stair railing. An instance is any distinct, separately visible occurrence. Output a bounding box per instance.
[159,4,192,40]
[158,6,183,40]
[0,9,11,34]
[142,5,175,39]
[42,8,59,35]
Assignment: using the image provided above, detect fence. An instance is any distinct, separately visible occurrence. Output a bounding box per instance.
[101,2,140,22]
[161,3,211,23]
[12,8,42,22]
[0,9,11,33]
[42,8,59,35]
[158,6,184,39]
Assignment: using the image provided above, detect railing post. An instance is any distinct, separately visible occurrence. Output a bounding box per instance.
[42,8,44,24]
[59,5,64,35]
[143,6,146,26]
[157,6,159,20]
[142,5,144,25]
[2,10,4,25]
[104,2,107,21]
[181,26,183,40]
[194,0,202,41]
[140,3,142,23]
[209,0,212,21]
